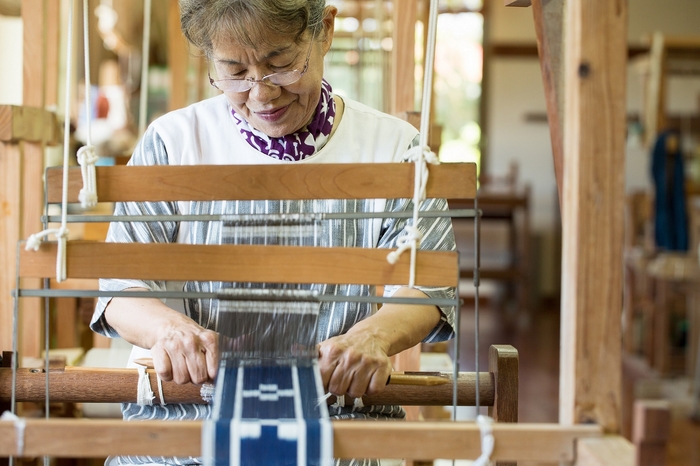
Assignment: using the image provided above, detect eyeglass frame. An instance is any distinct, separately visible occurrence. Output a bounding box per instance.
[208,26,318,93]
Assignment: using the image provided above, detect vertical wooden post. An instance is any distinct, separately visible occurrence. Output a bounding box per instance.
[168,0,189,111]
[531,0,564,202]
[19,0,59,359]
[559,0,627,433]
[632,400,670,466]
[489,345,518,466]
[390,0,416,115]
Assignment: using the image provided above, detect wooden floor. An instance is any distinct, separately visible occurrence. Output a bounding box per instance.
[456,296,700,466]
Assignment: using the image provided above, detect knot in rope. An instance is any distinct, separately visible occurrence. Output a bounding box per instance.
[386,225,423,265]
[473,415,495,466]
[77,145,99,208]
[404,144,439,204]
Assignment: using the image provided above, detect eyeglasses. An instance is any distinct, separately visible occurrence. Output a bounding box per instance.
[209,31,316,93]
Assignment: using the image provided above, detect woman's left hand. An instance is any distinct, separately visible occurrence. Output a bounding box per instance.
[317,330,393,399]
[317,286,443,400]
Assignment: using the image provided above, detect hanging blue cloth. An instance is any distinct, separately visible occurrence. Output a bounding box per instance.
[651,131,689,251]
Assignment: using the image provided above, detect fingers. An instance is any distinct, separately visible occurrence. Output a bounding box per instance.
[150,326,219,385]
[318,337,392,399]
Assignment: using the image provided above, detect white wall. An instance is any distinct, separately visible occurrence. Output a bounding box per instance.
[486,0,700,296]
[0,13,22,104]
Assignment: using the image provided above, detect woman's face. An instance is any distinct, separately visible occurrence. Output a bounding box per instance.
[210,8,336,138]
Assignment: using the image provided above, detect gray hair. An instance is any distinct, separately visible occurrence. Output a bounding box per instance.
[179,0,327,56]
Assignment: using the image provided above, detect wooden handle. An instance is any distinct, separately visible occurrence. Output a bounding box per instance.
[133,358,155,369]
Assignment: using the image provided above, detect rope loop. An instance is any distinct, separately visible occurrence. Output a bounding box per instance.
[386,225,422,265]
[473,415,495,466]
[25,227,70,282]
[77,145,99,208]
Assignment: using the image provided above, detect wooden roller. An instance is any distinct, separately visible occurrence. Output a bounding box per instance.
[0,366,495,407]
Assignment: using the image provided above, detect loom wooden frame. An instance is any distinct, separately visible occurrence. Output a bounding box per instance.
[0,419,601,462]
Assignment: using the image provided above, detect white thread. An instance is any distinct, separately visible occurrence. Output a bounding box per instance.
[352,397,364,411]
[136,364,155,406]
[77,145,99,208]
[330,394,345,410]
[1,411,26,456]
[473,415,495,466]
[156,373,166,406]
[201,383,215,403]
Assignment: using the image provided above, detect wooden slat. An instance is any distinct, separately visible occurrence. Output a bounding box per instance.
[19,242,459,288]
[45,163,477,203]
[0,419,602,461]
[559,0,627,433]
[0,105,60,145]
[0,367,494,407]
[489,345,519,466]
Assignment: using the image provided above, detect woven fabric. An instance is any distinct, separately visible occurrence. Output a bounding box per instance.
[203,361,332,466]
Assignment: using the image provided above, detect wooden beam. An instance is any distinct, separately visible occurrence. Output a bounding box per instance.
[0,143,21,354]
[46,163,478,203]
[559,0,627,433]
[18,242,460,288]
[0,419,602,461]
[167,0,189,111]
[390,0,416,114]
[576,436,635,466]
[531,0,564,203]
[0,106,60,145]
[0,367,495,407]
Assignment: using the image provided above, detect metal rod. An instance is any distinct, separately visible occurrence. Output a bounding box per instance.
[14,289,461,308]
[43,209,478,224]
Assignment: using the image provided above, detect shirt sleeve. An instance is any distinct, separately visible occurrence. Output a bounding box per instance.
[90,126,180,338]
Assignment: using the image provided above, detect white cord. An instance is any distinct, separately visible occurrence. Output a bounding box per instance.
[385,0,441,288]
[156,373,166,406]
[1,411,26,457]
[138,0,152,137]
[77,0,98,208]
[473,415,495,466]
[136,364,155,406]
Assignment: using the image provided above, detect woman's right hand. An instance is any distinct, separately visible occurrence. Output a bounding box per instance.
[104,290,218,385]
[150,314,218,385]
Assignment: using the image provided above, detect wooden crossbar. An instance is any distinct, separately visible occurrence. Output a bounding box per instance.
[0,419,601,461]
[0,367,494,406]
[18,241,459,287]
[45,163,477,203]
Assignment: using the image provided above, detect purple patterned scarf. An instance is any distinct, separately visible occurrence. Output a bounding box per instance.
[231,79,336,161]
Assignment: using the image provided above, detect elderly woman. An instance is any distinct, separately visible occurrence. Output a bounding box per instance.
[91,0,456,465]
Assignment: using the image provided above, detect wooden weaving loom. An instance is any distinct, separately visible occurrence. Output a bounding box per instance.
[3,161,533,462]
